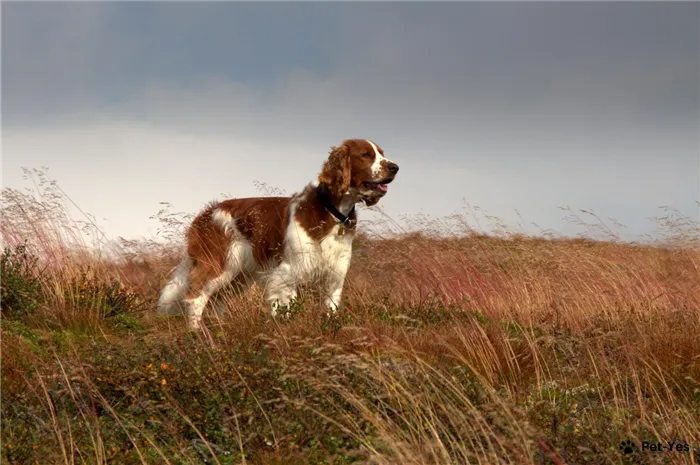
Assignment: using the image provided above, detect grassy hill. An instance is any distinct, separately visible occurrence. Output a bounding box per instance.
[2,175,699,464]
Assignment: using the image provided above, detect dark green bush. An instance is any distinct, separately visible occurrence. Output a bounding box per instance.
[0,242,43,320]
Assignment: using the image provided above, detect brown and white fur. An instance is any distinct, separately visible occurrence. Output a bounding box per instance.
[157,139,399,329]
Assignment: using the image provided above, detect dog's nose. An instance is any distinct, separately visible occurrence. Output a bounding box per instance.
[387,162,399,174]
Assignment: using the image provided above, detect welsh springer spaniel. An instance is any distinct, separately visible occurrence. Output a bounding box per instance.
[157,139,399,329]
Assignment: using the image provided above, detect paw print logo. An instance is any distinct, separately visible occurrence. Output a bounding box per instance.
[619,440,636,455]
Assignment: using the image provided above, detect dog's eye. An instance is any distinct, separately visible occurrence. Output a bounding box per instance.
[362,152,372,158]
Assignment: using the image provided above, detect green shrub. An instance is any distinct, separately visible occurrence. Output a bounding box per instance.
[0,242,43,320]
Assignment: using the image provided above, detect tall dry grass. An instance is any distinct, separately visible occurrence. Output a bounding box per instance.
[2,168,699,464]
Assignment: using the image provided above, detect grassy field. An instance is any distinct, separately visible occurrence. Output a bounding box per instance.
[2,170,699,464]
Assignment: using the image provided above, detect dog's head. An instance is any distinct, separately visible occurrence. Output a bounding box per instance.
[318,139,399,206]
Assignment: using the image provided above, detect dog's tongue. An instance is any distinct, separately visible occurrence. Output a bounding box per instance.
[378,184,388,192]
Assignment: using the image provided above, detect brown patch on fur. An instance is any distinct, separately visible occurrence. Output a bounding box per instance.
[318,144,351,198]
[184,205,229,297]
[217,197,291,265]
[187,206,230,274]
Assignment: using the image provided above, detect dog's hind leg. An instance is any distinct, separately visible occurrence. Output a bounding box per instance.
[184,242,252,330]
[157,256,192,316]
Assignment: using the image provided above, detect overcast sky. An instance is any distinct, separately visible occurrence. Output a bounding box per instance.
[2,2,699,242]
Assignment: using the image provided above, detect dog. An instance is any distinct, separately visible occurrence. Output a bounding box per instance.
[157,139,399,329]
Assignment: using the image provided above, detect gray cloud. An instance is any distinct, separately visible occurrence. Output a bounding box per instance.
[2,2,698,241]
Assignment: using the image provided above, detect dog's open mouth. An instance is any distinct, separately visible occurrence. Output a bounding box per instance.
[363,178,394,193]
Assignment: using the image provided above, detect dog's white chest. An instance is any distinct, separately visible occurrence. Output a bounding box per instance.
[284,219,353,280]
[320,225,353,266]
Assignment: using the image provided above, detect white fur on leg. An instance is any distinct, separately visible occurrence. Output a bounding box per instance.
[157,257,191,316]
[323,253,350,316]
[324,268,347,316]
[264,262,299,318]
[186,294,208,330]
[267,288,298,318]
[185,270,237,329]
[325,287,344,315]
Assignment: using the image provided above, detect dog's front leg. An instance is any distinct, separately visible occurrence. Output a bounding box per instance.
[265,262,298,317]
[323,264,349,315]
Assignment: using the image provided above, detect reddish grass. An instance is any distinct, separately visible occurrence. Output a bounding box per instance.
[2,169,699,464]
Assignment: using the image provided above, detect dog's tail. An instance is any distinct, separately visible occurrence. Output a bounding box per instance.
[157,257,191,316]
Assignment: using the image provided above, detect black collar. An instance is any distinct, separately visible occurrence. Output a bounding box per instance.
[318,190,355,227]
[327,203,355,226]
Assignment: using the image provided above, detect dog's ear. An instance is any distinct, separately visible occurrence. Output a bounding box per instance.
[318,143,351,197]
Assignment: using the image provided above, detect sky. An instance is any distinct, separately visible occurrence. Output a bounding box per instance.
[2,1,699,243]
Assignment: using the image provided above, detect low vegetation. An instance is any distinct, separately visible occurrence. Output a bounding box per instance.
[2,168,699,464]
